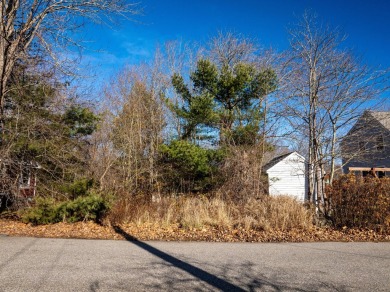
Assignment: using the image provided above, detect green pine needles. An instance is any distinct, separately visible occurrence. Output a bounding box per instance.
[171,59,277,145]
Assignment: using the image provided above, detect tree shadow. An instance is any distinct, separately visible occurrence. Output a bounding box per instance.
[113,226,246,291]
[112,227,351,291]
[0,237,39,272]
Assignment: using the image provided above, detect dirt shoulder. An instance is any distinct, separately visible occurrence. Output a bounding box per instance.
[0,219,389,242]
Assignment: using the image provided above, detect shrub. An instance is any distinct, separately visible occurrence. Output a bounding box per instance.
[61,178,94,199]
[159,140,224,192]
[21,197,58,225]
[21,193,110,225]
[327,175,390,230]
[56,193,110,223]
[217,146,269,201]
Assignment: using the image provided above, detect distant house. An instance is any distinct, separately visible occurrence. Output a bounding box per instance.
[18,161,40,198]
[263,152,307,201]
[0,160,40,199]
[341,111,390,177]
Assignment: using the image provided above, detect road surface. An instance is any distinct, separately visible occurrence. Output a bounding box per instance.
[0,233,389,291]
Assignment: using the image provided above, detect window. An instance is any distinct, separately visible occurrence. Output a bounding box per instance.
[19,168,30,187]
[359,141,366,151]
[376,135,384,151]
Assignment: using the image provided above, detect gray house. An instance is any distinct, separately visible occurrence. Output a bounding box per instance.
[341,111,390,177]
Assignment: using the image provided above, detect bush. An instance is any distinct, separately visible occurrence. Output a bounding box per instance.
[159,140,224,192]
[56,194,110,223]
[21,197,58,225]
[22,193,110,225]
[327,175,390,230]
[61,178,94,199]
[217,146,269,201]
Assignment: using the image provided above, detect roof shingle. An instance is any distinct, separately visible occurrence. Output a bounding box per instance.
[369,111,390,131]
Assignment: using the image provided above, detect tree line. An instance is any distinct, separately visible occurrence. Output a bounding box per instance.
[0,5,389,218]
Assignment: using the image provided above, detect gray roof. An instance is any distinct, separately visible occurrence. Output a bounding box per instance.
[263,152,294,171]
[369,111,390,131]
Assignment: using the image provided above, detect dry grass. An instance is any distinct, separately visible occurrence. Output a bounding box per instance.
[108,194,314,232]
[233,196,314,231]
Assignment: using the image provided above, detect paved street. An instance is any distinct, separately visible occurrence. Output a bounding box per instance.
[0,233,389,291]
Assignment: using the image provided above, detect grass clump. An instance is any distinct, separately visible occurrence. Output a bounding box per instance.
[108,194,313,231]
[233,196,313,231]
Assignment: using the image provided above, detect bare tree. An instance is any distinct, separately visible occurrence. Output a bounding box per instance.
[0,0,140,136]
[280,12,389,211]
[93,64,165,196]
[163,40,204,139]
[208,31,257,68]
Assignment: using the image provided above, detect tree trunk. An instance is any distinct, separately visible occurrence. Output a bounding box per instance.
[329,122,337,184]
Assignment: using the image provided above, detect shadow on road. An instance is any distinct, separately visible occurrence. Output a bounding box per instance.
[112,227,350,291]
[0,237,39,272]
[113,226,245,291]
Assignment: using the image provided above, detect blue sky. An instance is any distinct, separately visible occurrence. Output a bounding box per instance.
[78,0,390,89]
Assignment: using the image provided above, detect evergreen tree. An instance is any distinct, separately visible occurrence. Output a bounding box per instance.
[171,59,277,146]
[1,73,98,200]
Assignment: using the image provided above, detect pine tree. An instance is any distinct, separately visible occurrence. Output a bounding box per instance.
[171,59,277,146]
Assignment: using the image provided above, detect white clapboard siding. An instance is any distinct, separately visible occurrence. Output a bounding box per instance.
[265,152,307,201]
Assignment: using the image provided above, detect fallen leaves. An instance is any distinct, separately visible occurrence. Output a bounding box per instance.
[0,219,389,242]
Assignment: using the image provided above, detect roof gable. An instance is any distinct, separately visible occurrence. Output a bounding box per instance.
[346,111,390,137]
[263,151,305,171]
[369,111,390,131]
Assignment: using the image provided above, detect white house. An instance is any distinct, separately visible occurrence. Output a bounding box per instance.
[263,152,307,201]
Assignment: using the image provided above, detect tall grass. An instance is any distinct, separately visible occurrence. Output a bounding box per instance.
[108,195,313,231]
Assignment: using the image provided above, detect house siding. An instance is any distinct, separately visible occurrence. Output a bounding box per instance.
[265,152,307,201]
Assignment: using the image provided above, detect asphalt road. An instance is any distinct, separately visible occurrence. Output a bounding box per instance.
[0,233,389,291]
